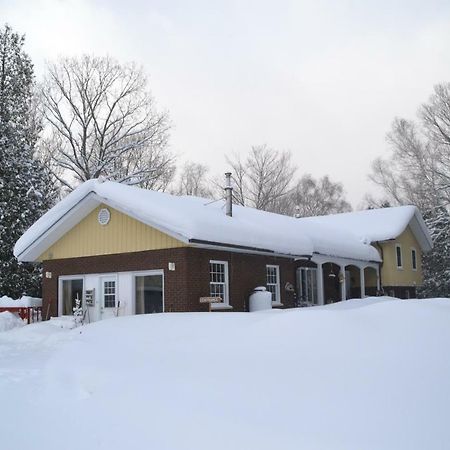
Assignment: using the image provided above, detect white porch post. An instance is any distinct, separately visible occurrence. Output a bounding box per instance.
[360,267,365,298]
[340,265,347,301]
[317,262,324,305]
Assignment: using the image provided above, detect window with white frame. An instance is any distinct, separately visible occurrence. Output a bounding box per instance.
[298,267,318,305]
[395,244,403,269]
[103,280,116,308]
[411,248,417,271]
[209,261,229,305]
[266,265,281,304]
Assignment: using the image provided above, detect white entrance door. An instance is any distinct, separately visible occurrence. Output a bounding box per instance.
[100,276,118,320]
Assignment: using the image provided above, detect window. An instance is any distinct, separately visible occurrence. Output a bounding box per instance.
[103,280,116,308]
[209,261,229,306]
[135,274,163,314]
[395,244,403,269]
[266,265,281,304]
[297,267,318,305]
[411,248,417,271]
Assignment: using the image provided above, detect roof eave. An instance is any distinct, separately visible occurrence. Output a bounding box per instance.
[370,207,432,253]
[189,239,312,260]
[15,191,100,262]
[312,251,381,264]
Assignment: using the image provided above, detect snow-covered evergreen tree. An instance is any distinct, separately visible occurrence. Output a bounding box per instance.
[418,207,450,298]
[0,25,55,298]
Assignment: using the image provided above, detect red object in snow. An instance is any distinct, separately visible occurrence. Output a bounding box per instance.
[0,306,42,324]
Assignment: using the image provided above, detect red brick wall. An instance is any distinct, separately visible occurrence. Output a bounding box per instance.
[185,248,297,312]
[42,247,297,318]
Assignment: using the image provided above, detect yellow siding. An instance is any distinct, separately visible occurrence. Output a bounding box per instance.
[379,226,423,287]
[39,204,186,261]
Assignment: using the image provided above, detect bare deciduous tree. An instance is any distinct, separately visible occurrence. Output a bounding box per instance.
[274,174,351,217]
[369,84,450,211]
[174,161,212,197]
[39,55,174,191]
[226,145,296,211]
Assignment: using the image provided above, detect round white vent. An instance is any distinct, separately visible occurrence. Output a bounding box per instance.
[98,208,111,225]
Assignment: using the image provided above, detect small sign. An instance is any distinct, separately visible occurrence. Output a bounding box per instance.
[199,297,222,304]
[200,296,222,312]
[85,289,95,306]
[45,271,52,279]
[168,262,176,271]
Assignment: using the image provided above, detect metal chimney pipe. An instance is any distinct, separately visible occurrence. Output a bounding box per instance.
[225,172,233,217]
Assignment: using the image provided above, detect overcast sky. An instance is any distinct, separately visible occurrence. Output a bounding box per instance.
[3,0,450,206]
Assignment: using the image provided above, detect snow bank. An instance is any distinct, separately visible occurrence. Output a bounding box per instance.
[49,316,78,329]
[1,297,449,450]
[0,311,25,332]
[0,295,42,307]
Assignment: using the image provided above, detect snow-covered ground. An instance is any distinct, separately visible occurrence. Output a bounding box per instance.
[0,311,25,332]
[1,297,449,450]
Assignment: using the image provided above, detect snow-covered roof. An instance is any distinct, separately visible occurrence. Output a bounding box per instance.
[14,179,382,263]
[301,206,432,252]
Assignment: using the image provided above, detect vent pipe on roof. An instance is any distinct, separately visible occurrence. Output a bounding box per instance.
[225,172,233,217]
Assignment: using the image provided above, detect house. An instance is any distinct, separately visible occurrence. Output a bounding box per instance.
[13,178,432,321]
[301,206,432,300]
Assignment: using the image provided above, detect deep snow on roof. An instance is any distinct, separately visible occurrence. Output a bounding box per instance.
[15,180,384,262]
[301,205,432,249]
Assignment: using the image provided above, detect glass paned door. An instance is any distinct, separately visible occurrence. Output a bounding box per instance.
[101,276,118,320]
[135,274,163,314]
[60,278,84,315]
[297,268,318,305]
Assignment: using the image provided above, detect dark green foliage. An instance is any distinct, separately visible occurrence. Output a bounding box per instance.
[418,207,450,298]
[0,24,55,297]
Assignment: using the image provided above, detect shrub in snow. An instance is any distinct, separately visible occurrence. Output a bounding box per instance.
[73,297,83,326]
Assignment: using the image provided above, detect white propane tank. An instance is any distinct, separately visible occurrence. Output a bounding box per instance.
[249,286,273,312]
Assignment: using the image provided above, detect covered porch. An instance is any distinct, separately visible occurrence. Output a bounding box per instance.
[296,254,380,306]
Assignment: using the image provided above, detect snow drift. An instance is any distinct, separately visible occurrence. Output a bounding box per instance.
[0,297,449,450]
[0,311,25,332]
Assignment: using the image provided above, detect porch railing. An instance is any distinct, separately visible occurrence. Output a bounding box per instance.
[0,306,43,324]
